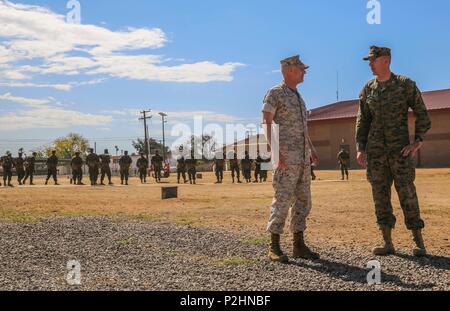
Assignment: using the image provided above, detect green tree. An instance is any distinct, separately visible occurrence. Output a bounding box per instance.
[40,133,90,159]
[132,138,171,157]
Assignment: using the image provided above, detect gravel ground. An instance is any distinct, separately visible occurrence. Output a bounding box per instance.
[0,217,449,291]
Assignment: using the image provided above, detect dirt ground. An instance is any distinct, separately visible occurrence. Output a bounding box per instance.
[1,169,449,255]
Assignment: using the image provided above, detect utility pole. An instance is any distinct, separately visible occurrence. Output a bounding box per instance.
[139,110,152,160]
[159,112,168,162]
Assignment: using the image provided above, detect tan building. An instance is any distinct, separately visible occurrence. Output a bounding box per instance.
[308,89,450,169]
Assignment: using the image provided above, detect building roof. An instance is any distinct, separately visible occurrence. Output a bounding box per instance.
[308,88,450,122]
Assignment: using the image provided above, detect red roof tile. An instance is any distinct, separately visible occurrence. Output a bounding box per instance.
[308,88,450,122]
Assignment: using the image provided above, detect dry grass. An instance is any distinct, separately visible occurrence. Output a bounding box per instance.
[1,169,449,254]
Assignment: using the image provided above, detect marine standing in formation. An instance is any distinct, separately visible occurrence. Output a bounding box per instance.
[136,152,149,184]
[356,46,431,257]
[119,151,132,185]
[262,55,320,263]
[23,152,37,186]
[45,150,59,186]
[254,152,263,183]
[185,156,197,185]
[71,151,84,185]
[151,150,164,183]
[99,149,113,186]
[176,156,187,184]
[86,148,100,186]
[15,152,25,185]
[213,153,225,184]
[228,152,242,184]
[337,148,350,180]
[241,151,252,183]
[1,151,14,187]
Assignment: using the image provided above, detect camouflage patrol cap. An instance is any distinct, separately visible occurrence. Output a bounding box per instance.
[280,55,309,69]
[363,46,391,61]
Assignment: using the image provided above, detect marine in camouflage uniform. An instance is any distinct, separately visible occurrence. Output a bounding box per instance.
[119,151,132,185]
[241,151,253,183]
[262,55,320,263]
[356,46,431,257]
[136,153,149,184]
[213,153,225,184]
[151,150,164,183]
[177,156,188,184]
[86,149,100,186]
[337,149,350,180]
[14,153,25,185]
[1,152,14,187]
[254,152,263,183]
[23,152,37,185]
[185,157,197,185]
[99,149,113,185]
[71,152,84,185]
[45,150,59,185]
[228,152,242,184]
[260,155,271,182]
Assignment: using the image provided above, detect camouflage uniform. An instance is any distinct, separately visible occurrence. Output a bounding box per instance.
[15,154,25,185]
[45,153,59,185]
[229,154,241,183]
[337,150,350,180]
[254,155,263,183]
[1,154,14,187]
[71,154,84,185]
[23,154,36,185]
[241,153,253,183]
[263,81,312,235]
[151,154,164,183]
[177,156,187,184]
[119,153,132,185]
[186,158,197,184]
[136,155,149,183]
[86,152,100,186]
[99,152,112,185]
[356,72,431,230]
[214,154,225,183]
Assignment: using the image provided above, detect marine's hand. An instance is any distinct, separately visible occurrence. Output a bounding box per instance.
[311,150,320,167]
[277,153,287,171]
[357,151,367,168]
[401,141,423,158]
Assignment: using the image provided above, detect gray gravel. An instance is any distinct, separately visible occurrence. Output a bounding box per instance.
[0,217,449,291]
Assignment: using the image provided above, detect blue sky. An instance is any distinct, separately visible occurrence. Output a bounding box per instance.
[1,0,450,155]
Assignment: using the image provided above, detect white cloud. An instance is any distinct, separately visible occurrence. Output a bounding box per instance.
[0,0,243,84]
[0,92,50,106]
[0,92,113,130]
[0,78,105,91]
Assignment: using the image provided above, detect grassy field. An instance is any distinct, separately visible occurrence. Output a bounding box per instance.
[1,169,449,255]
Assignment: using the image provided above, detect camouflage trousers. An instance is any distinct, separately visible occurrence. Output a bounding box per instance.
[367,154,424,230]
[101,166,111,183]
[267,163,312,235]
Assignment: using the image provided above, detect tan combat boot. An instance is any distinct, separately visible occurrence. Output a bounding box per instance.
[372,227,396,256]
[412,229,427,257]
[268,234,289,263]
[293,232,320,260]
